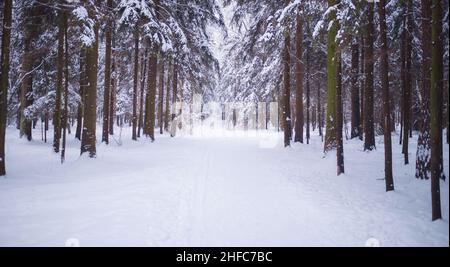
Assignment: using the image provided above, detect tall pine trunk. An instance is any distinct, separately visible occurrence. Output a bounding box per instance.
[294,8,303,143]
[61,16,69,163]
[402,1,413,164]
[363,2,375,151]
[350,41,361,139]
[306,44,311,144]
[416,0,432,180]
[132,28,139,141]
[159,56,165,135]
[138,49,148,138]
[75,50,85,140]
[146,53,157,141]
[0,0,12,175]
[53,7,66,151]
[109,30,116,136]
[360,36,365,139]
[430,0,443,221]
[336,55,344,175]
[324,0,338,152]
[80,10,99,158]
[317,79,323,140]
[164,60,171,132]
[102,0,113,144]
[171,59,178,124]
[283,0,292,147]
[379,0,394,191]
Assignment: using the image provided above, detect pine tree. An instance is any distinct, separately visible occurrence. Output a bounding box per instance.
[19,4,39,142]
[363,1,375,151]
[0,0,12,176]
[416,0,432,180]
[164,60,171,132]
[379,0,394,191]
[138,49,148,138]
[305,42,311,145]
[317,79,323,140]
[294,5,304,144]
[402,0,413,164]
[430,0,443,221]
[283,8,291,148]
[109,35,117,136]
[324,0,338,152]
[336,54,344,175]
[350,41,361,139]
[61,12,69,163]
[146,51,157,141]
[102,0,114,144]
[159,56,165,135]
[75,50,85,140]
[171,59,178,124]
[81,1,99,158]
[54,5,66,153]
[132,27,139,141]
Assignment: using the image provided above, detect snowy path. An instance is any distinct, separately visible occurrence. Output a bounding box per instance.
[0,128,448,246]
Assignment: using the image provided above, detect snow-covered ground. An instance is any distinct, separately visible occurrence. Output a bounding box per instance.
[0,125,448,247]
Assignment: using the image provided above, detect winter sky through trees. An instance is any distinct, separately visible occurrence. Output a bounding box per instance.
[0,0,449,247]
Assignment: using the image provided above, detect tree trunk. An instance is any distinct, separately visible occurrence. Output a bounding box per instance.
[102,0,113,144]
[109,31,116,135]
[363,2,375,151]
[81,13,99,158]
[317,79,323,140]
[159,56,165,135]
[75,50,85,140]
[430,0,442,221]
[324,0,338,152]
[146,52,157,141]
[171,59,178,123]
[283,0,292,147]
[0,0,12,175]
[306,45,311,144]
[435,1,445,181]
[350,41,361,139]
[336,55,344,175]
[164,60,171,132]
[132,27,139,141]
[61,16,69,163]
[19,17,37,141]
[402,1,412,164]
[294,9,303,143]
[53,7,66,151]
[360,36,365,139]
[416,0,432,180]
[379,0,394,191]
[138,49,148,138]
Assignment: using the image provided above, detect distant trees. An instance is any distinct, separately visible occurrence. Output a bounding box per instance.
[0,0,448,220]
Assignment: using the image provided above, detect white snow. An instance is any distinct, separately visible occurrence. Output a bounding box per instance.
[0,125,448,247]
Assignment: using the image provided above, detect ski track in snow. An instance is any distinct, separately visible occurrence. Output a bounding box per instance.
[0,127,448,247]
